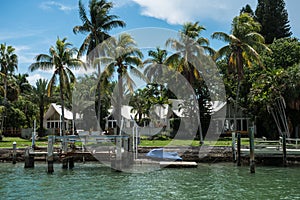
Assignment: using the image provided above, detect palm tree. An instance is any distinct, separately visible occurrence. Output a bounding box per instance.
[29,37,84,144]
[166,22,213,143]
[166,22,214,85]
[14,73,31,94]
[144,47,168,82]
[0,43,18,140]
[212,13,269,79]
[100,33,144,134]
[73,0,126,126]
[212,13,270,131]
[73,0,126,57]
[32,79,51,137]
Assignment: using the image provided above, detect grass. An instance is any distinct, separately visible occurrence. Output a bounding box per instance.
[0,136,251,148]
[0,137,83,148]
[140,137,250,147]
[0,137,48,148]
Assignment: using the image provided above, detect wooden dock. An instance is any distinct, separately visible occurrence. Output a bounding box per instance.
[240,138,300,157]
[241,148,300,157]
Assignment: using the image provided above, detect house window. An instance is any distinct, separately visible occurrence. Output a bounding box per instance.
[242,119,248,131]
[47,122,50,128]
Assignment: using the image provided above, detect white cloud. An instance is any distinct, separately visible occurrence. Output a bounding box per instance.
[14,45,36,64]
[40,1,76,12]
[132,0,256,25]
[27,73,48,86]
[0,29,45,41]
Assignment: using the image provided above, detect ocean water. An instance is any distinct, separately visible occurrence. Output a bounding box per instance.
[0,162,299,200]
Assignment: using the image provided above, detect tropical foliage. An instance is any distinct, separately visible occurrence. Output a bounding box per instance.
[29,37,84,136]
[73,0,126,126]
[0,0,299,142]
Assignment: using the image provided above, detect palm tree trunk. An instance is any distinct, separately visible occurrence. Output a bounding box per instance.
[0,75,8,140]
[97,64,101,129]
[59,76,67,152]
[234,80,241,132]
[234,47,243,132]
[117,72,123,135]
[39,104,44,137]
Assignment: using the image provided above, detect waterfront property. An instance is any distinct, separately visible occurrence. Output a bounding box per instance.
[43,103,81,135]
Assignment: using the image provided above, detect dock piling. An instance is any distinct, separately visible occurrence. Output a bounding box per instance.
[282,133,287,167]
[69,157,74,169]
[249,128,255,173]
[47,135,54,173]
[12,142,17,164]
[237,133,241,166]
[24,147,34,168]
[232,132,236,162]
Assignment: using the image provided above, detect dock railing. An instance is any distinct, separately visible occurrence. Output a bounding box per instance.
[279,137,300,149]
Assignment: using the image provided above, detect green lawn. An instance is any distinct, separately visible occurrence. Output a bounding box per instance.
[0,136,251,148]
[0,137,48,148]
[140,137,250,147]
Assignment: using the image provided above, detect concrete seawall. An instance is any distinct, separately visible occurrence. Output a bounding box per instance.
[0,146,233,163]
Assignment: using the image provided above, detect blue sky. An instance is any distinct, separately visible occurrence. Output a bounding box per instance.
[0,0,299,85]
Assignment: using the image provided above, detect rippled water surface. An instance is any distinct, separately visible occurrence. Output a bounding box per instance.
[0,162,299,200]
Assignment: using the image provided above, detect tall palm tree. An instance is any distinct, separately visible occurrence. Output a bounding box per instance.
[73,0,126,57]
[212,13,270,131]
[101,33,144,134]
[32,79,51,137]
[166,22,213,143]
[0,43,18,140]
[73,0,126,126]
[29,37,84,143]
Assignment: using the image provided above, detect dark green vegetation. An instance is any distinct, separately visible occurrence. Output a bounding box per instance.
[255,0,292,44]
[0,0,299,142]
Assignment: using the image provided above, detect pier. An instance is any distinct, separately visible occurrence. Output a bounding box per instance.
[236,136,300,167]
[24,134,135,173]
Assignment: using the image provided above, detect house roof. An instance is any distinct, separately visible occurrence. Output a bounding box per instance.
[44,103,74,120]
[107,100,227,120]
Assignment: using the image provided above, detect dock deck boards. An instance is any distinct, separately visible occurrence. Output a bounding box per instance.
[159,161,198,168]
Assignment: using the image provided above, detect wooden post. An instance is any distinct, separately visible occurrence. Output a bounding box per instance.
[12,141,17,164]
[232,132,236,162]
[62,135,68,169]
[32,120,36,149]
[47,135,54,173]
[62,158,68,169]
[282,133,287,167]
[237,132,241,166]
[249,128,255,173]
[112,136,122,171]
[69,157,74,169]
[24,147,34,168]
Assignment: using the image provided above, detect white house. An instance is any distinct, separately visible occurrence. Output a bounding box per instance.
[43,103,76,135]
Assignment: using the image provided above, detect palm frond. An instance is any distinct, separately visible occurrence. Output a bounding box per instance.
[29,62,53,72]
